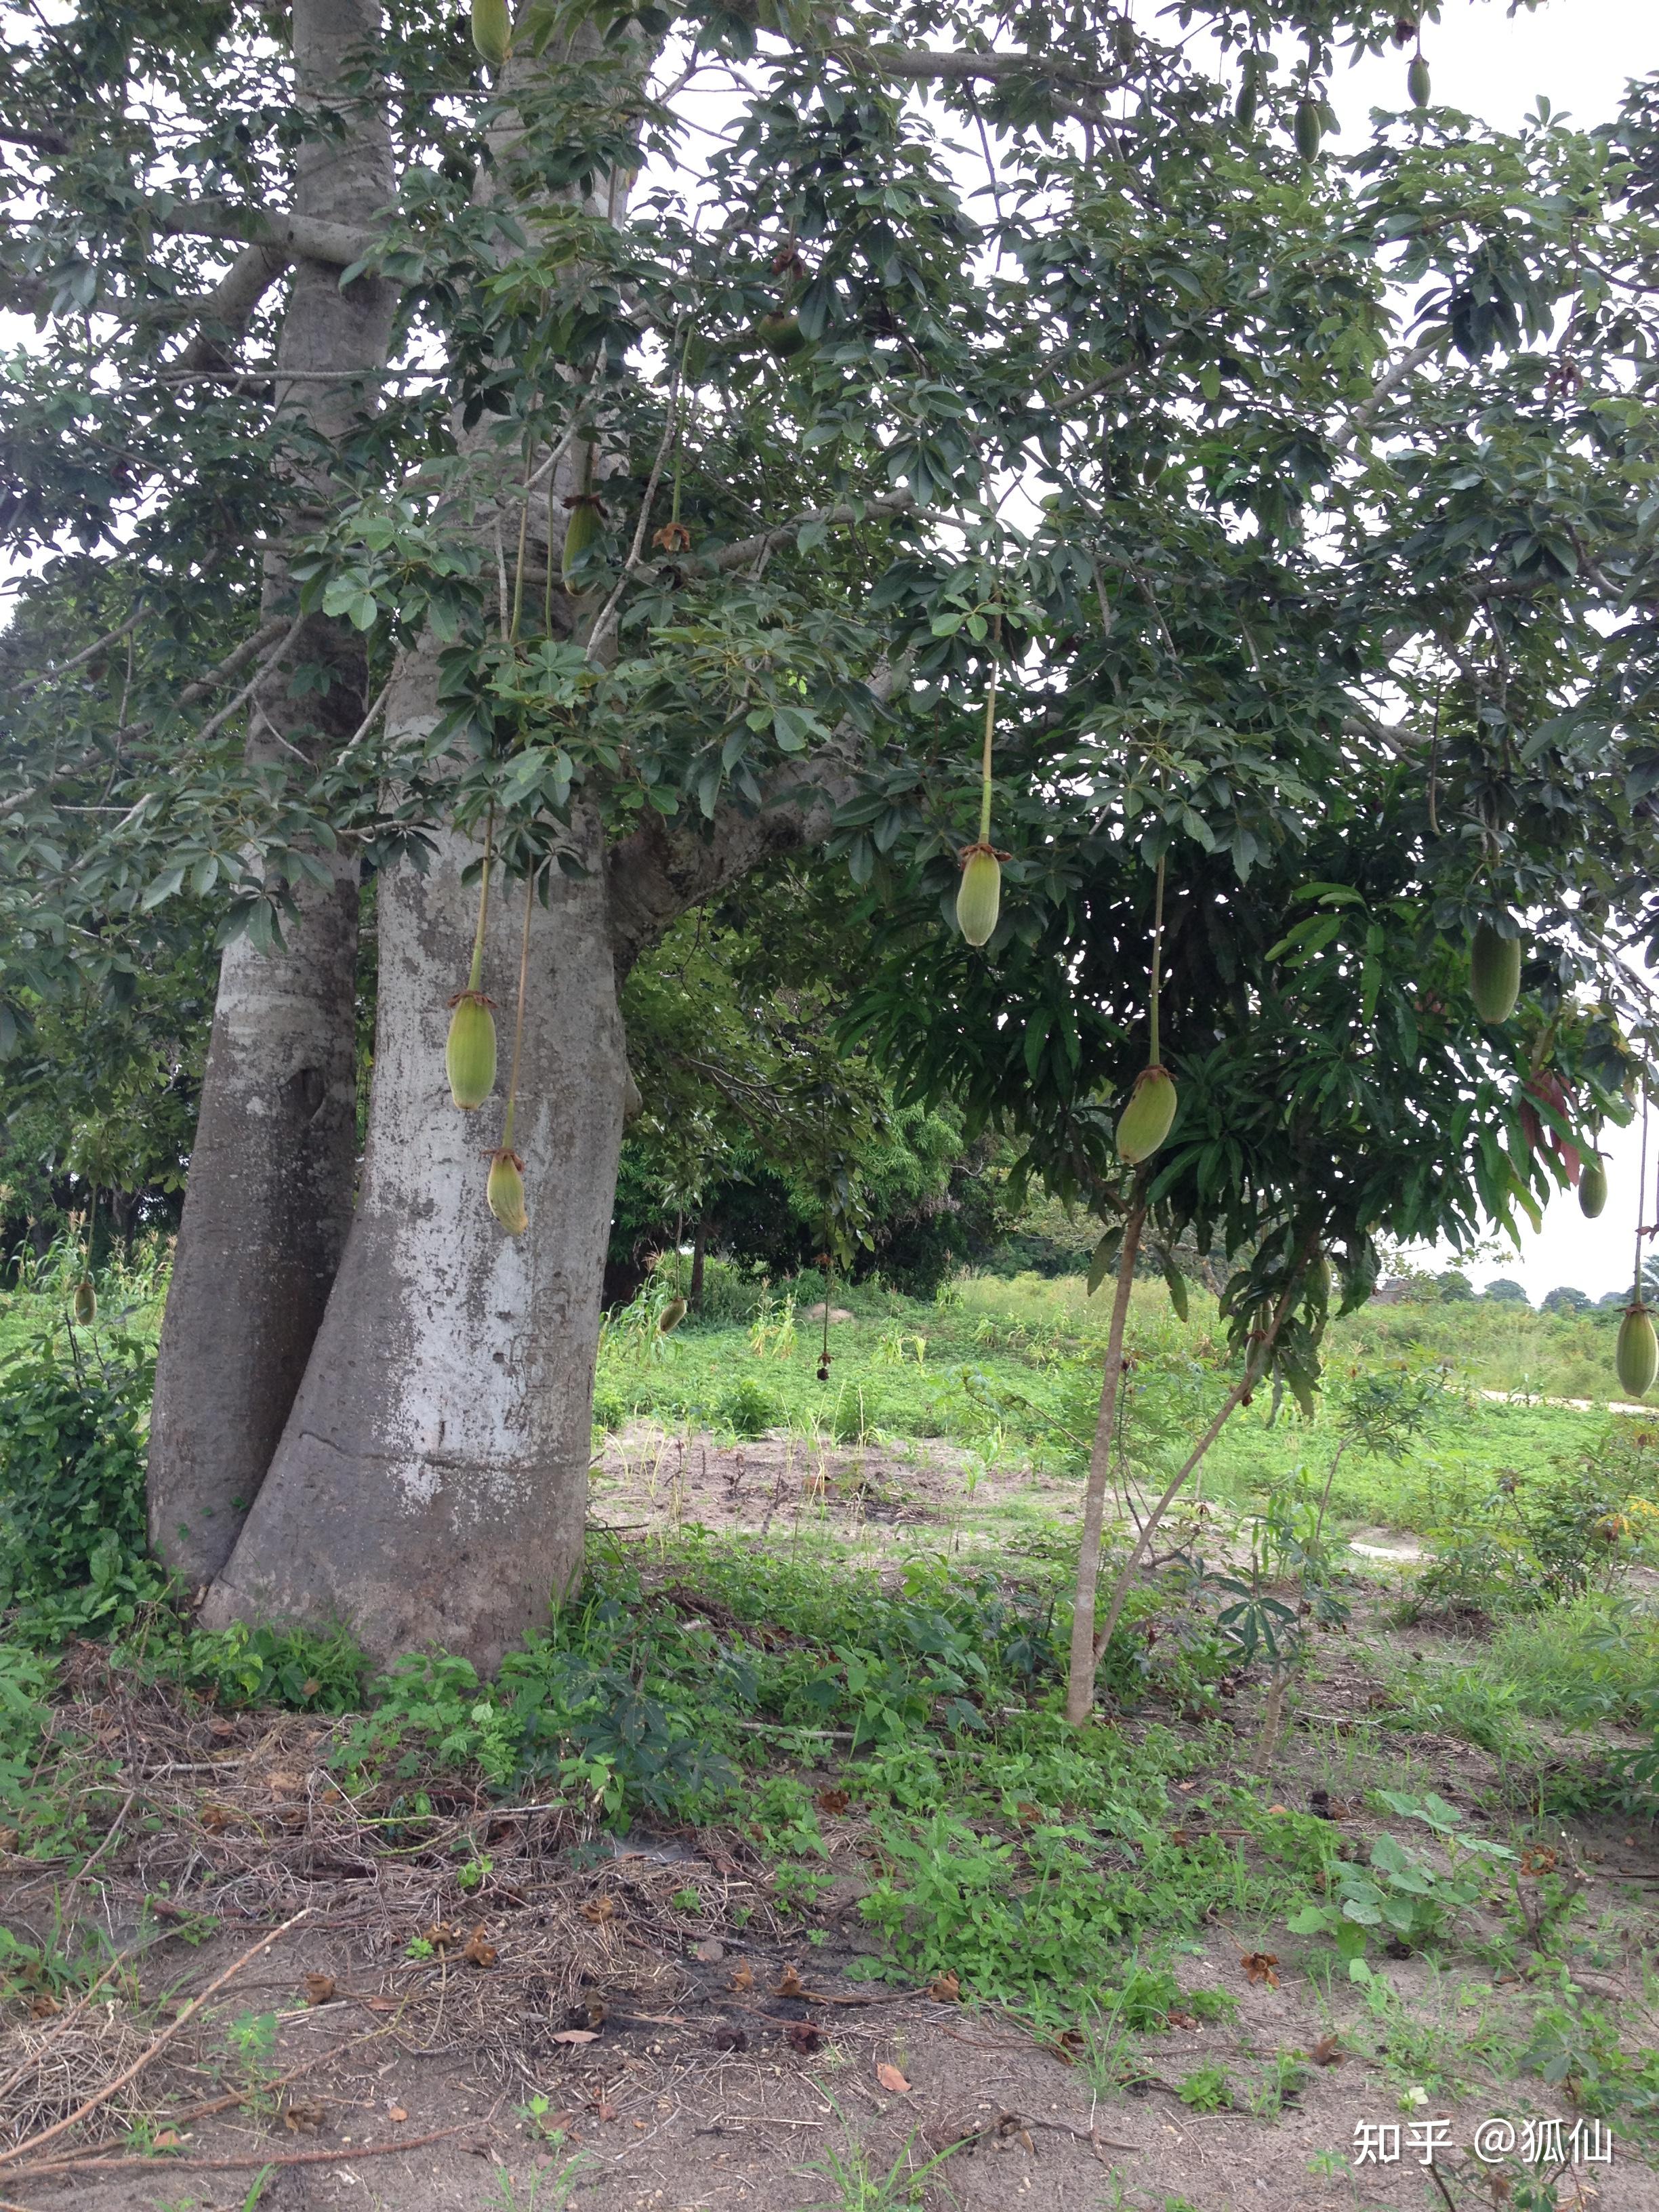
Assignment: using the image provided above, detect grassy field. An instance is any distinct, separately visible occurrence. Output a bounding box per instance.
[594,1266,1635,1546]
[1,1260,1657,2207]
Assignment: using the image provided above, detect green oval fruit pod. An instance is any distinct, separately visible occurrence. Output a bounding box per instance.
[487,1148,527,1236]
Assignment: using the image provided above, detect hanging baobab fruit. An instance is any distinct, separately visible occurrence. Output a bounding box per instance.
[487,1149,527,1235]
[73,1277,97,1326]
[758,310,805,358]
[1618,1097,1655,1395]
[1580,1152,1607,1218]
[1235,51,1263,129]
[1618,1300,1657,1399]
[1117,857,1179,1165]
[446,820,497,1110]
[472,0,510,70]
[1408,47,1431,105]
[561,446,605,593]
[956,659,1003,947]
[1469,915,1521,1025]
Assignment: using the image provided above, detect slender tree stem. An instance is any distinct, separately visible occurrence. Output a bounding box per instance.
[501,863,537,1153]
[465,807,494,995]
[510,435,534,642]
[1312,1437,1347,1551]
[1637,1086,1652,1302]
[977,660,999,844]
[1148,853,1166,1067]
[1065,1183,1147,1727]
[1087,1235,1315,1682]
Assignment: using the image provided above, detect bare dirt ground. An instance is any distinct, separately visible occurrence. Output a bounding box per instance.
[3,1436,1656,2212]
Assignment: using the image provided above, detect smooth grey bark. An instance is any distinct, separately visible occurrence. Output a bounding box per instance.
[148,0,396,1588]
[200,672,853,1666]
[202,653,628,1666]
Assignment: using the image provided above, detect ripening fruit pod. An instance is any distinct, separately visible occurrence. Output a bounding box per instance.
[956,846,1002,947]
[659,1296,687,1334]
[1407,53,1431,106]
[1294,96,1323,161]
[1116,1064,1179,1165]
[1579,1153,1607,1218]
[1311,1251,1332,1305]
[471,0,510,69]
[758,310,805,358]
[560,495,605,590]
[446,991,497,1111]
[1470,918,1522,1024]
[1618,1302,1658,1399]
[1235,54,1261,129]
[487,1149,527,1236]
[72,1277,96,1326]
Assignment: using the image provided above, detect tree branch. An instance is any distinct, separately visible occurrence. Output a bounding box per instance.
[176,242,293,371]
[0,122,71,155]
[606,666,900,974]
[830,41,1122,127]
[156,203,382,273]
[1330,340,1439,455]
[0,615,291,822]
[621,492,926,590]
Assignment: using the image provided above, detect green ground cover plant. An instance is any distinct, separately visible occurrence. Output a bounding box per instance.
[0,1261,1656,2154]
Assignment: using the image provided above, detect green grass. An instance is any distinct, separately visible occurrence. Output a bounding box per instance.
[3,1256,1658,2143]
[596,1267,1631,1547]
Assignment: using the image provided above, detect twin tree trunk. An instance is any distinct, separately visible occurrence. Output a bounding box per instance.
[152,0,640,1662]
[148,0,395,1589]
[202,655,629,1667]
[148,2,842,1668]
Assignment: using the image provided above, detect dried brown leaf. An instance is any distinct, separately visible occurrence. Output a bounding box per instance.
[1241,1952,1280,1988]
[876,2063,912,2094]
[928,1970,961,2003]
[302,1971,336,2005]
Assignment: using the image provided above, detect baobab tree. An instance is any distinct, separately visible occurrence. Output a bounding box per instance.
[3,0,1656,1664]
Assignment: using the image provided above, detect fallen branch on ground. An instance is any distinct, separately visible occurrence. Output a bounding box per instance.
[0,1908,312,2170]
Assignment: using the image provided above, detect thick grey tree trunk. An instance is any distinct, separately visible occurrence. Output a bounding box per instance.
[194,13,858,1669]
[148,0,396,1586]
[201,653,628,1668]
